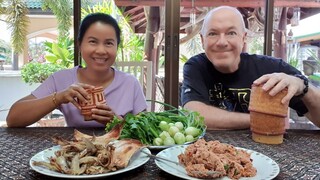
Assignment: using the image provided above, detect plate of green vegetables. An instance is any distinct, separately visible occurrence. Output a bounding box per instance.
[105,102,206,150]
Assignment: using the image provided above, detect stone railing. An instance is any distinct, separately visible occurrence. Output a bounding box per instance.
[0,71,39,121]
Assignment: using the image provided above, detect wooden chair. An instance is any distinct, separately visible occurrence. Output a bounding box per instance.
[113,61,153,111]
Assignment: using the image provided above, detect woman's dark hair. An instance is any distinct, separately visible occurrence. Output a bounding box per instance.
[78,13,121,46]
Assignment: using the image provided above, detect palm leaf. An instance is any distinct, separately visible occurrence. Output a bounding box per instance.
[42,0,72,41]
[5,0,29,53]
[0,0,5,14]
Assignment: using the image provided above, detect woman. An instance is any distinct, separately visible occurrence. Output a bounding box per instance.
[6,13,148,127]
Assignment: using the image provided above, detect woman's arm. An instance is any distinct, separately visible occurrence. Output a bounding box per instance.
[6,94,58,127]
[6,83,93,127]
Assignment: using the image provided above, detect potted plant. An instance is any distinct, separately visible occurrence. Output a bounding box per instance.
[302,49,320,76]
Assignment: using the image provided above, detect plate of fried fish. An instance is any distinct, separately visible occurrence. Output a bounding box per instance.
[30,124,150,178]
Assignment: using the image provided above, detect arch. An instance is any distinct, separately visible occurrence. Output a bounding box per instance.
[27,28,57,39]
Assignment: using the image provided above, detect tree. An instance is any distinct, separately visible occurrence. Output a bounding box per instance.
[41,0,72,42]
[0,0,4,14]
[0,0,72,53]
[1,0,29,53]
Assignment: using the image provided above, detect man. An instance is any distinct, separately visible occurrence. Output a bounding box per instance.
[181,6,320,130]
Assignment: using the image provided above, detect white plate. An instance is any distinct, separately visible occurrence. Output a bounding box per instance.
[148,128,206,150]
[30,146,150,179]
[155,145,280,180]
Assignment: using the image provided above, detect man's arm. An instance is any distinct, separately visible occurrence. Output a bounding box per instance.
[301,85,320,127]
[184,101,250,130]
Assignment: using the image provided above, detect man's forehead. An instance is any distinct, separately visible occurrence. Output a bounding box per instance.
[201,6,245,35]
[211,9,241,21]
[207,25,240,32]
[206,10,243,30]
[210,7,242,18]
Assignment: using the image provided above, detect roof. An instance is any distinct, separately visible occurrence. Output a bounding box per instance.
[22,0,320,34]
[116,0,320,34]
[25,0,42,9]
[288,13,320,43]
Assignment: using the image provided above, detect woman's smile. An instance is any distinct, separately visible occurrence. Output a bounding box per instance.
[93,57,108,63]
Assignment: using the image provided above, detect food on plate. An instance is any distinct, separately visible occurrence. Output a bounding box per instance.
[32,123,143,175]
[73,122,123,145]
[178,139,257,179]
[105,103,206,146]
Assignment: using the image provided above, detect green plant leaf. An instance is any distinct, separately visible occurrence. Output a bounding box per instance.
[45,54,58,63]
[21,62,64,85]
[44,37,74,68]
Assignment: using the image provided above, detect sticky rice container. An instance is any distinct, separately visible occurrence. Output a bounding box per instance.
[248,85,289,144]
[78,86,106,121]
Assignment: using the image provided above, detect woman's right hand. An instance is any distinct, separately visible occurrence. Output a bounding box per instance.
[55,83,95,109]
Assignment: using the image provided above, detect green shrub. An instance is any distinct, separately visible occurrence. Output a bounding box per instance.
[21,62,64,85]
[21,37,74,85]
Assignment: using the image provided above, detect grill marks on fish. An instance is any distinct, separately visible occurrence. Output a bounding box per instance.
[108,139,143,169]
[73,123,124,145]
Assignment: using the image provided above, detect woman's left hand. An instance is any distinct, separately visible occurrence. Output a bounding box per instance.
[91,103,116,125]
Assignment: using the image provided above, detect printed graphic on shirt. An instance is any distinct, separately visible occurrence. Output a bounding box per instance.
[209,83,250,112]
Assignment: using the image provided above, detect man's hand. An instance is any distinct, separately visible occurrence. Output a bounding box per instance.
[253,73,306,104]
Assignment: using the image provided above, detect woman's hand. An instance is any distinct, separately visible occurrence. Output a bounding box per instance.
[253,72,305,104]
[55,83,95,109]
[91,103,116,125]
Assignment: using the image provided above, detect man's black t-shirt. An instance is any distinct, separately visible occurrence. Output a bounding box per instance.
[181,53,308,115]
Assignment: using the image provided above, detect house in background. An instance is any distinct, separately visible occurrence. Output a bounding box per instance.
[289,13,320,46]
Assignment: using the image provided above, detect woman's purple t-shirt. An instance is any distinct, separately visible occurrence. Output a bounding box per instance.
[32,66,147,127]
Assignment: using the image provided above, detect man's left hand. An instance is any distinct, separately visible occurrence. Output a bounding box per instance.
[253,72,305,104]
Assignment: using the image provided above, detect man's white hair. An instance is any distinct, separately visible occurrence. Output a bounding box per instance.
[200,6,246,35]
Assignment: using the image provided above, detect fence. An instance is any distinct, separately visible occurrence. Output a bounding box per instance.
[113,61,154,111]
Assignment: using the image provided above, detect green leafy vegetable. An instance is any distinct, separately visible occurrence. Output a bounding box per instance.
[105,100,205,145]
